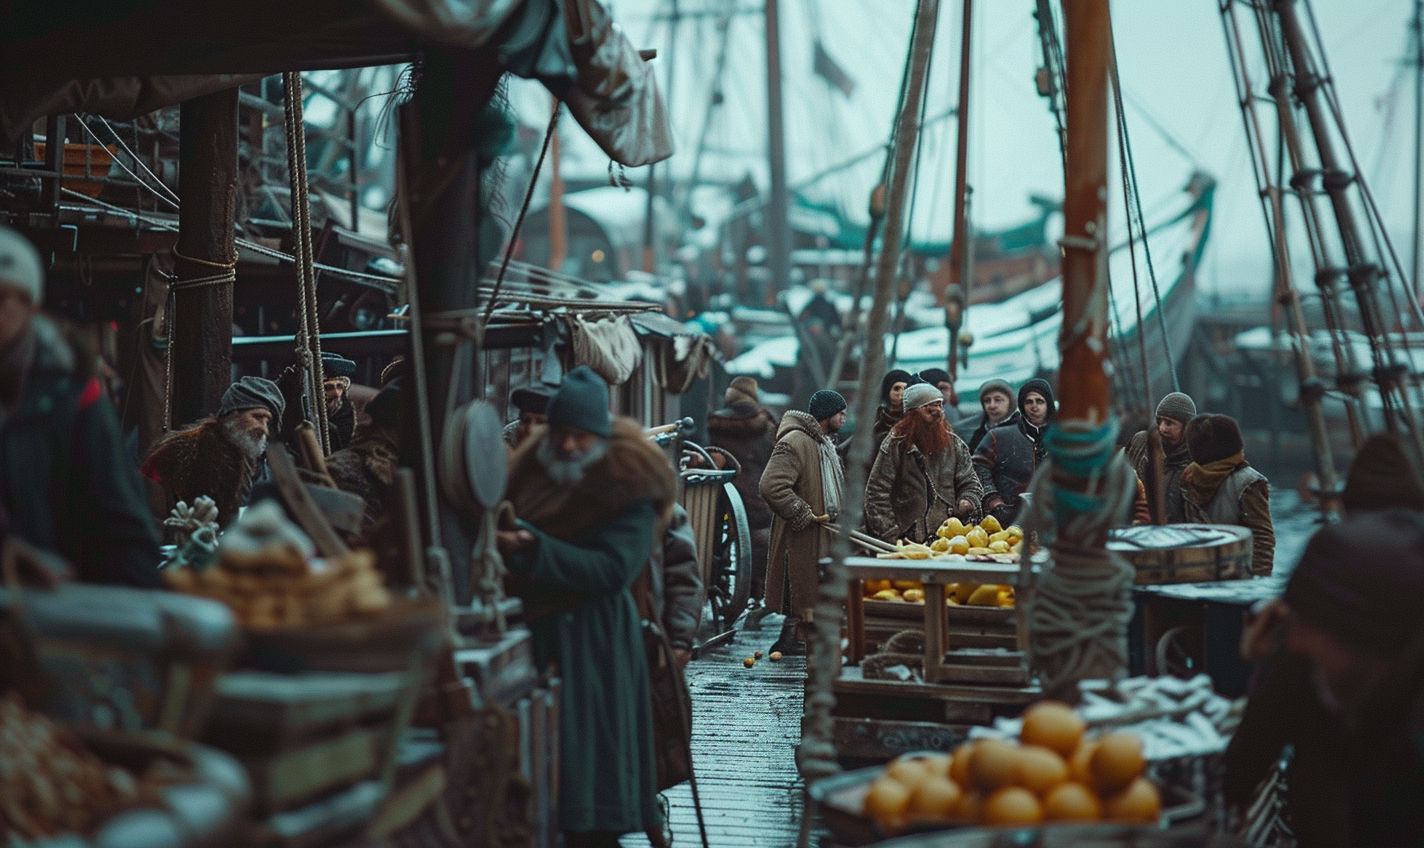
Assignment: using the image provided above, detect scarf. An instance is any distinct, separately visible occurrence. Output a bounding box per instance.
[818,436,844,518]
[1183,452,1246,505]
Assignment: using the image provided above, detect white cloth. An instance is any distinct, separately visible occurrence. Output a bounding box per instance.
[818,437,844,520]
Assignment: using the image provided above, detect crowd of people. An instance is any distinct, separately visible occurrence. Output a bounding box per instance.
[6,218,1424,845]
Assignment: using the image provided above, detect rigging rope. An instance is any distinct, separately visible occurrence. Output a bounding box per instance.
[1109,31,1179,393]
[486,101,561,323]
[1022,420,1138,700]
[285,71,331,455]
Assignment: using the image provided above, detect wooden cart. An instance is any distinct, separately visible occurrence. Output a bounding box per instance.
[834,555,1043,762]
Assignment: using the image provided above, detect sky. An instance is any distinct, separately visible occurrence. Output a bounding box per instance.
[506,0,1421,305]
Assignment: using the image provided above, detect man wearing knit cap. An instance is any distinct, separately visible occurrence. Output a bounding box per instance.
[320,351,359,451]
[918,368,960,426]
[865,383,982,543]
[1340,433,1424,515]
[503,383,555,448]
[0,225,160,587]
[759,388,847,655]
[1124,391,1198,523]
[1181,413,1274,576]
[966,378,1017,453]
[501,365,673,844]
[143,375,286,529]
[1225,510,1424,846]
[708,375,778,624]
[974,378,1055,525]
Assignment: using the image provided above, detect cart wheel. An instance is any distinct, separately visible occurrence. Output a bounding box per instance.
[705,482,752,633]
[1155,624,1205,679]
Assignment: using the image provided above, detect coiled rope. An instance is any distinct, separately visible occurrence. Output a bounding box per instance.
[284,71,330,454]
[1018,420,1137,701]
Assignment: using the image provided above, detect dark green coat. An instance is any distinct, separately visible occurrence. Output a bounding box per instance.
[0,318,160,586]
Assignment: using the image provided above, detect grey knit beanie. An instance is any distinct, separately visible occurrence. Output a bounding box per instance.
[902,382,943,412]
[546,366,612,437]
[219,376,286,429]
[1155,392,1197,426]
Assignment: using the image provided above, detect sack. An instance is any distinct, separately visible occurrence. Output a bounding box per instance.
[642,617,693,791]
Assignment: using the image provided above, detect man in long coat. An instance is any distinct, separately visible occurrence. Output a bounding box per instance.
[500,366,673,846]
[759,389,846,656]
[707,375,777,625]
[865,383,982,543]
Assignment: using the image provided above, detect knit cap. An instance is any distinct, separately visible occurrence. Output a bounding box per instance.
[902,382,943,412]
[919,368,952,387]
[510,384,555,415]
[1018,378,1055,416]
[808,390,847,421]
[219,376,286,429]
[0,225,43,304]
[1185,414,1244,465]
[1341,434,1424,514]
[977,379,1013,403]
[879,369,913,405]
[1285,509,1424,656]
[724,376,760,407]
[546,366,612,437]
[1155,392,1197,426]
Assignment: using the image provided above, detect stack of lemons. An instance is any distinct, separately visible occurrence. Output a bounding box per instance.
[932,515,1023,556]
[860,701,1161,833]
[863,580,1014,608]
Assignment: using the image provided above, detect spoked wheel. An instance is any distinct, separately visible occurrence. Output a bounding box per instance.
[705,482,752,634]
[1155,624,1205,678]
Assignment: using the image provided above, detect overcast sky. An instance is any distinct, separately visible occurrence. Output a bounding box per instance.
[509,0,1421,303]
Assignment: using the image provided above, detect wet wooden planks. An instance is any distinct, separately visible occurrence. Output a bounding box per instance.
[622,620,824,847]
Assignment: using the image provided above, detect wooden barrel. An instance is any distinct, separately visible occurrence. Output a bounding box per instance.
[1107,523,1253,585]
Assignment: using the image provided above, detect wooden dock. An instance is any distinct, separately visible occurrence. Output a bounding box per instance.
[622,617,821,847]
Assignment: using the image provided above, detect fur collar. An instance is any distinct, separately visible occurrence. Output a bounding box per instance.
[505,416,677,542]
[777,409,831,445]
[142,418,255,527]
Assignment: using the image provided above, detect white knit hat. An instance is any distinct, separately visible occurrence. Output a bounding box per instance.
[0,225,43,304]
[902,382,943,412]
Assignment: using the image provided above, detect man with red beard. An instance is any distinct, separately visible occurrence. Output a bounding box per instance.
[142,376,284,529]
[865,382,982,543]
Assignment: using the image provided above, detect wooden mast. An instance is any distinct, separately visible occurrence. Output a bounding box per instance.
[945,0,972,379]
[1059,0,1111,427]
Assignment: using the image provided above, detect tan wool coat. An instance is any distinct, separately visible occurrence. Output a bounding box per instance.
[759,411,838,619]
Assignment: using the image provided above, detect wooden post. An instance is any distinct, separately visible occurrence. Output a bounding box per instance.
[172,89,239,428]
[1058,0,1111,427]
[549,98,567,272]
[945,0,973,379]
[764,0,792,301]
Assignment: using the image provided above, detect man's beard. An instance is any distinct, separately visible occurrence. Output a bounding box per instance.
[536,437,609,484]
[222,417,268,461]
[326,394,344,415]
[892,411,951,456]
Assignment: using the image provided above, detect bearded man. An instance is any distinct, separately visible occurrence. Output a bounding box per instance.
[865,383,982,543]
[1124,392,1197,523]
[759,389,847,656]
[321,351,358,451]
[501,366,672,846]
[142,376,284,528]
[325,378,401,528]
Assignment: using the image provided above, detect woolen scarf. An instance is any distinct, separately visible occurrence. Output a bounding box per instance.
[1183,452,1246,505]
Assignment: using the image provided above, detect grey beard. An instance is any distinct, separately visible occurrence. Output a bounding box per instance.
[535,437,608,484]
[222,417,268,461]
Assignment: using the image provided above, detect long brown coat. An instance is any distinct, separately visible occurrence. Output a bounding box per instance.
[141,418,255,528]
[759,410,838,618]
[864,430,982,543]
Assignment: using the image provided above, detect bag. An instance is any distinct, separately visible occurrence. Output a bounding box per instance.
[632,565,693,791]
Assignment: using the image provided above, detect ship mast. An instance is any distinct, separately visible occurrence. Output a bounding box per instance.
[944,0,972,379]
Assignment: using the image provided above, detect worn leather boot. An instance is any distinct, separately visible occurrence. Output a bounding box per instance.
[768,618,806,656]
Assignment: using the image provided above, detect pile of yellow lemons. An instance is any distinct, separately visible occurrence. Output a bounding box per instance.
[862,580,1015,608]
[860,701,1161,833]
[932,514,1023,556]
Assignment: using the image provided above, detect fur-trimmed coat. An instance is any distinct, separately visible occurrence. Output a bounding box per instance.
[707,402,777,530]
[865,429,982,543]
[760,410,839,618]
[325,427,399,528]
[141,418,256,529]
[502,416,676,834]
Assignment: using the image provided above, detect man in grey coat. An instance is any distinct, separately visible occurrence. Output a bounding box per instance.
[865,382,982,543]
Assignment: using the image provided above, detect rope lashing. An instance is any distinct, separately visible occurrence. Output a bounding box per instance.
[1019,419,1138,701]
[284,71,330,454]
[167,270,236,291]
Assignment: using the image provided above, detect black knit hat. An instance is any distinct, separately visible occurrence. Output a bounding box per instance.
[546,366,612,437]
[1285,509,1424,656]
[920,368,952,387]
[321,351,357,379]
[880,369,913,405]
[1185,414,1244,465]
[365,378,402,427]
[510,385,555,415]
[808,390,847,422]
[1018,378,1055,418]
[1342,434,1424,514]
